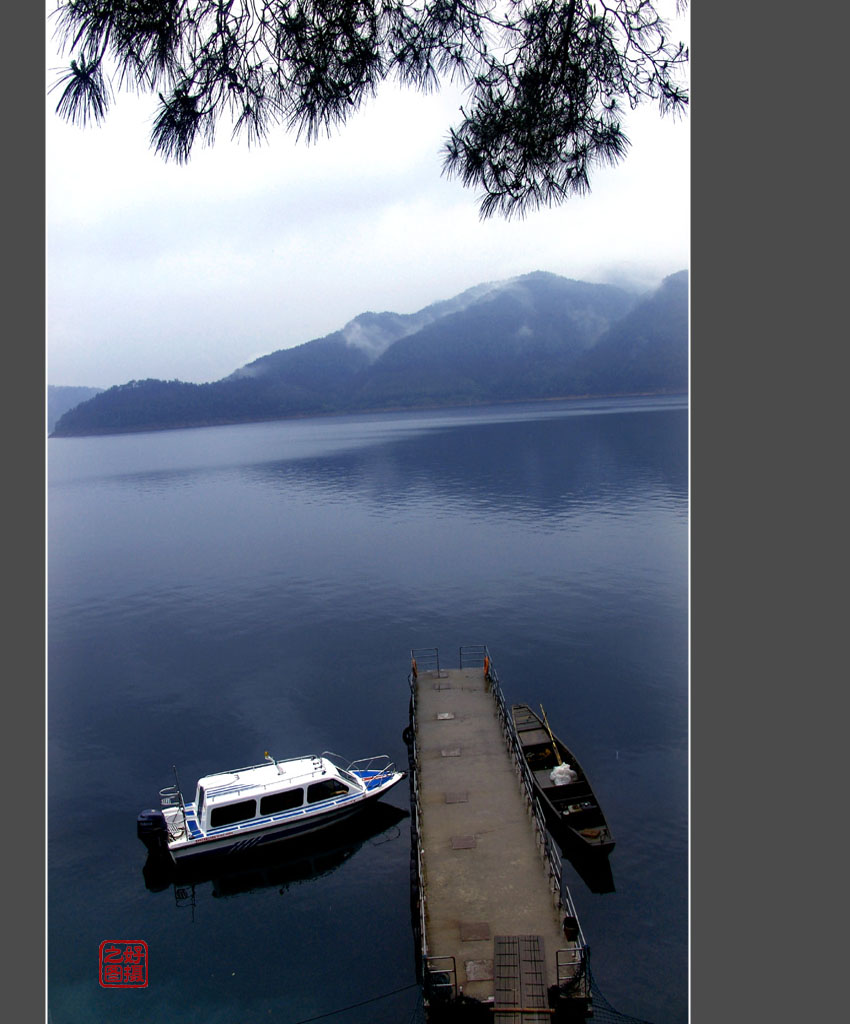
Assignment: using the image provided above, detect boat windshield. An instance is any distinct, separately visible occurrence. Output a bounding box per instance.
[337,768,360,788]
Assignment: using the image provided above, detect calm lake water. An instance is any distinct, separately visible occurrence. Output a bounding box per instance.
[47,395,688,1024]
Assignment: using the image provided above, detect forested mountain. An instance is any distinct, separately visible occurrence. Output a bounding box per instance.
[47,386,103,433]
[51,271,687,437]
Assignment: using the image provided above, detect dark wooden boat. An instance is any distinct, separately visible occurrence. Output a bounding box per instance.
[511,703,615,856]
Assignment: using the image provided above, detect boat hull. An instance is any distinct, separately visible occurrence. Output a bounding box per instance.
[511,704,615,856]
[173,801,362,862]
[538,795,616,858]
[148,771,405,865]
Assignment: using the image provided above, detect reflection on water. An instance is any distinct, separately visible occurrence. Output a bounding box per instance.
[48,396,687,1024]
[243,404,687,524]
[561,845,616,895]
[143,802,409,903]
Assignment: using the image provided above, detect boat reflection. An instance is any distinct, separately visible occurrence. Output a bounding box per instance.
[142,801,409,903]
[560,843,616,894]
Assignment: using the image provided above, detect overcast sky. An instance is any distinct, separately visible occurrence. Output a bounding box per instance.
[45,7,690,390]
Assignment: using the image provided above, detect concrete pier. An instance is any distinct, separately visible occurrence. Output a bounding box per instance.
[408,648,590,1020]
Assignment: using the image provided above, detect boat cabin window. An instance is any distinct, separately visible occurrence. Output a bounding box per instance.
[196,786,205,820]
[260,788,304,815]
[209,798,257,828]
[307,779,350,804]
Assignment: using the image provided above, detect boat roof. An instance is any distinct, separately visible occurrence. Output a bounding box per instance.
[198,755,350,802]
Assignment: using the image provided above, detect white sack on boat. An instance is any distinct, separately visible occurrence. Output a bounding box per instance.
[550,764,578,785]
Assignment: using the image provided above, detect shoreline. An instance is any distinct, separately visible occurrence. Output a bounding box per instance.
[48,389,688,439]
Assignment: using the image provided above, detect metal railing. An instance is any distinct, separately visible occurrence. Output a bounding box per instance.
[405,668,431,992]
[424,956,458,1004]
[458,643,488,670]
[160,765,189,837]
[556,946,588,993]
[461,646,590,985]
[410,646,440,678]
[324,751,397,783]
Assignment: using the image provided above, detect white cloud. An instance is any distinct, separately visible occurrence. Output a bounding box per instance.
[46,15,689,389]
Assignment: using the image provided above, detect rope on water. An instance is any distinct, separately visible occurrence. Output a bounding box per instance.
[284,970,656,1024]
[287,981,420,1024]
[588,967,657,1024]
[407,987,425,1024]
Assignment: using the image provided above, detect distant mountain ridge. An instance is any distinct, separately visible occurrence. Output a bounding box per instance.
[48,385,104,433]
[51,270,688,437]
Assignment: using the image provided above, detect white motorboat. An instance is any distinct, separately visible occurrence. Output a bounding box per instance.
[137,750,405,863]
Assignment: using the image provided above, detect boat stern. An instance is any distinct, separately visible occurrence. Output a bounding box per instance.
[137,809,169,855]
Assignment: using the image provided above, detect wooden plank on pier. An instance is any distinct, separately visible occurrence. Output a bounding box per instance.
[493,934,550,1023]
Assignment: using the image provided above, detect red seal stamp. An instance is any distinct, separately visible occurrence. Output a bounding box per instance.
[98,940,148,988]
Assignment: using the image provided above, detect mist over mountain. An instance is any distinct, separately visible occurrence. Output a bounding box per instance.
[48,385,104,433]
[51,271,687,437]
